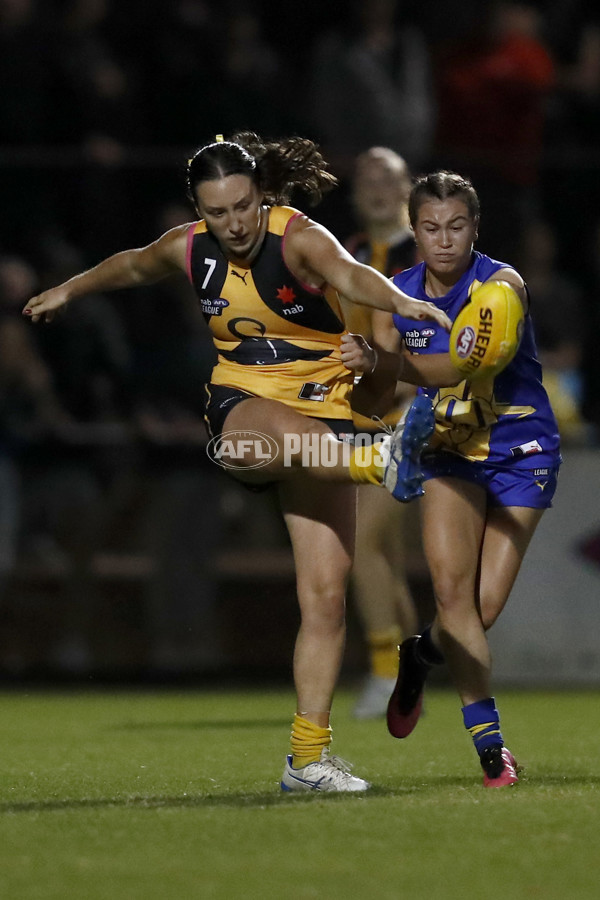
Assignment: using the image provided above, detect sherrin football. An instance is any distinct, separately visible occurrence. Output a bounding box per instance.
[449,280,524,380]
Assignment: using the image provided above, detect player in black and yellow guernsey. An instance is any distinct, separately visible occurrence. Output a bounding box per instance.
[23,132,449,793]
[344,147,421,720]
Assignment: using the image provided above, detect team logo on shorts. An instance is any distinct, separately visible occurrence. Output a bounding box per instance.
[510,439,542,458]
[298,382,331,402]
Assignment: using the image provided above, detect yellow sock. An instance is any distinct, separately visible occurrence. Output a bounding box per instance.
[349,442,386,485]
[290,714,332,768]
[369,626,402,679]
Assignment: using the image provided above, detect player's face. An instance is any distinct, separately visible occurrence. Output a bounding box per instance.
[353,162,409,226]
[194,175,265,261]
[413,197,478,280]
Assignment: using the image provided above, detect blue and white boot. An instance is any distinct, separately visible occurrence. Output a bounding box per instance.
[383,394,435,503]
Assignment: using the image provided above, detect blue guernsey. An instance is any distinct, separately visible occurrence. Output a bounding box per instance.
[392,251,560,468]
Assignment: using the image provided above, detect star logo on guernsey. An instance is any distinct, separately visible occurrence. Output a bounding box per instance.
[277,285,296,305]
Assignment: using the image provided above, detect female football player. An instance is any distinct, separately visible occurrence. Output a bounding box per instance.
[23,133,449,793]
[343,147,420,719]
[341,170,561,787]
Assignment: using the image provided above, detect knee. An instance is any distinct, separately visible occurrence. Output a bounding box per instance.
[285,420,342,470]
[431,569,476,622]
[299,582,346,633]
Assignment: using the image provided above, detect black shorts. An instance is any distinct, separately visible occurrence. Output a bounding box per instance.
[204,383,355,441]
[203,383,354,492]
[203,384,257,440]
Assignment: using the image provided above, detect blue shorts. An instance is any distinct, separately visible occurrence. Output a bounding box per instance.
[421,452,561,509]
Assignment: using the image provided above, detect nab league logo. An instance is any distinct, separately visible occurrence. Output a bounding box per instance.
[201,297,229,316]
[206,430,279,469]
[405,328,435,349]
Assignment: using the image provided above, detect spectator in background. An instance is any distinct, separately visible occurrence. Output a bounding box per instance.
[20,242,135,671]
[33,239,133,425]
[215,4,295,136]
[120,201,222,673]
[0,252,108,671]
[434,1,554,263]
[309,0,435,177]
[542,3,600,433]
[143,0,220,146]
[52,0,152,257]
[343,148,420,718]
[0,254,67,615]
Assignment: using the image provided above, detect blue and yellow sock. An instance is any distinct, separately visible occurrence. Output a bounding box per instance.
[462,697,503,755]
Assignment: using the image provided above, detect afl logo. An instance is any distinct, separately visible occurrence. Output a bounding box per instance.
[206,430,279,469]
[422,327,435,337]
[455,325,476,359]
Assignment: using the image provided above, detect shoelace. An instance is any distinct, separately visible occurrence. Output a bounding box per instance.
[369,415,393,437]
[322,753,353,775]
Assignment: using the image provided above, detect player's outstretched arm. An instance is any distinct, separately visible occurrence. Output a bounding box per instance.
[342,330,461,402]
[286,217,452,331]
[23,225,189,323]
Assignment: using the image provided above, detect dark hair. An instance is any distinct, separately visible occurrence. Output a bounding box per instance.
[408,171,480,227]
[186,132,337,207]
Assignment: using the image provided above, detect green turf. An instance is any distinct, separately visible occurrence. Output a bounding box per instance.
[0,687,598,899]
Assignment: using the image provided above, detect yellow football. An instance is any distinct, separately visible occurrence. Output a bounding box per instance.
[449,280,524,380]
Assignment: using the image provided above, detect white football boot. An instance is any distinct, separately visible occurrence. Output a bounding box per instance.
[280,748,370,793]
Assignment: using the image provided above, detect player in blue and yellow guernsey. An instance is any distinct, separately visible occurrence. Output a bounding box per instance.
[23,133,450,794]
[342,171,561,787]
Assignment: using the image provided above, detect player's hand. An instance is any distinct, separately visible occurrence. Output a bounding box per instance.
[396,296,451,331]
[22,286,70,324]
[340,332,377,373]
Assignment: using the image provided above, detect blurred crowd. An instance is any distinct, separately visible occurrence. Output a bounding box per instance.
[1,0,599,674]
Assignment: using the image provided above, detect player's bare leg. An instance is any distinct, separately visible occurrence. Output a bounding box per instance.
[219,398,357,484]
[278,478,369,792]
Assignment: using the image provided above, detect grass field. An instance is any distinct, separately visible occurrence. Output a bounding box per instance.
[0,686,598,899]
